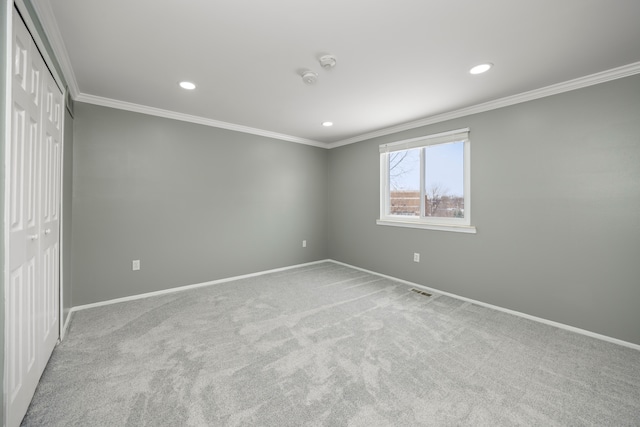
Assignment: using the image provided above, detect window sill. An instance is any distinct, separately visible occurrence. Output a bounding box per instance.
[376,219,477,234]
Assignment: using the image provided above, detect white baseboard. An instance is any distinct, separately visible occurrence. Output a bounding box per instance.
[60,309,73,340]
[69,259,331,314]
[328,259,640,352]
[66,258,639,352]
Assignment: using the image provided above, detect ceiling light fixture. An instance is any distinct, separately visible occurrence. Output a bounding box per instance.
[322,121,333,127]
[319,54,337,69]
[469,63,493,75]
[301,70,318,85]
[179,81,196,90]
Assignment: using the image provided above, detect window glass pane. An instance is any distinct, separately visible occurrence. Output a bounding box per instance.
[388,148,420,216]
[424,141,464,218]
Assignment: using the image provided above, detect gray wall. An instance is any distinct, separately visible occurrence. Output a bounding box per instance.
[62,107,73,323]
[328,74,640,345]
[72,103,328,306]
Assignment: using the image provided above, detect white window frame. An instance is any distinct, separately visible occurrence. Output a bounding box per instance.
[377,128,476,234]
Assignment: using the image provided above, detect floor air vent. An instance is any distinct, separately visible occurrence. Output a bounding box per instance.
[411,289,432,297]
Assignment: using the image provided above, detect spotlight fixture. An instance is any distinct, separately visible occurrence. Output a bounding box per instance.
[469,63,493,75]
[319,54,337,69]
[301,70,318,84]
[322,121,333,127]
[179,81,196,90]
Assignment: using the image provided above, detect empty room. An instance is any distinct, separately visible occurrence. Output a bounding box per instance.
[2,0,640,426]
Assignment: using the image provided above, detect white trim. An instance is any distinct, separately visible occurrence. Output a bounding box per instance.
[328,260,640,352]
[379,128,469,153]
[58,86,67,341]
[75,60,640,150]
[376,219,477,234]
[22,1,640,151]
[75,93,327,148]
[379,133,472,231]
[60,307,73,340]
[29,0,79,99]
[25,0,327,148]
[379,154,388,217]
[3,3,14,426]
[70,260,331,313]
[327,61,640,149]
[64,257,640,351]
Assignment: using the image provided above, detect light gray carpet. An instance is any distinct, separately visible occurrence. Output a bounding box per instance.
[22,262,640,426]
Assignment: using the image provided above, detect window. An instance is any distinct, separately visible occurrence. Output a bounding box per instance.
[377,128,476,233]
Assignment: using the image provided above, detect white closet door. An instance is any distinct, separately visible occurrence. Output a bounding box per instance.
[38,67,62,370]
[6,11,62,427]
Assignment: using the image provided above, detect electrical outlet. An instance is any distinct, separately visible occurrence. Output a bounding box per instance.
[302,240,307,248]
[413,253,420,263]
[132,260,140,271]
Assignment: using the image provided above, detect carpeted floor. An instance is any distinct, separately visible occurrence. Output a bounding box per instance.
[22,262,640,426]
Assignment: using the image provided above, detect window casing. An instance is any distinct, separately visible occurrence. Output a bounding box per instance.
[377,128,476,233]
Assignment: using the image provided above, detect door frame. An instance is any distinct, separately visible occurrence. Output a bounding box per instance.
[2,3,13,426]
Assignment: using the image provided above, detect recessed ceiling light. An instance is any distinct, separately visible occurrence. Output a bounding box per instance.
[179,81,196,90]
[322,121,333,127]
[469,63,493,75]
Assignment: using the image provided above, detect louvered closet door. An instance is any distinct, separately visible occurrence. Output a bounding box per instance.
[7,11,62,427]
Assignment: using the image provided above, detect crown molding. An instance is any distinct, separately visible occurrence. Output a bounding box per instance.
[74,60,640,150]
[29,0,80,98]
[327,61,640,149]
[76,93,327,148]
[23,2,640,152]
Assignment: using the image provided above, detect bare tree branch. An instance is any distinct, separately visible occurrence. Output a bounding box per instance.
[389,151,409,174]
[389,150,415,190]
[425,182,449,216]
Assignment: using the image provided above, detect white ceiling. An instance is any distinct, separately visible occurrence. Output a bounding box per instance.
[35,0,640,146]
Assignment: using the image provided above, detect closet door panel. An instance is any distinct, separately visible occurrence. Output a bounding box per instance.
[8,15,43,427]
[39,73,62,366]
[7,10,62,427]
